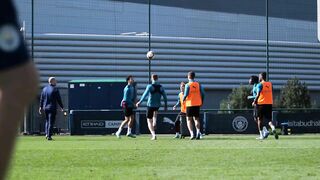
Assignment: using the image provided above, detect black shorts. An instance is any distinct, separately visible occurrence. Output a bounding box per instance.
[186,106,200,118]
[146,107,159,119]
[179,112,186,117]
[253,106,258,119]
[175,112,186,123]
[257,104,272,121]
[0,1,29,71]
[123,107,134,117]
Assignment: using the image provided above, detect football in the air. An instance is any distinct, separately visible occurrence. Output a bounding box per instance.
[146,51,155,60]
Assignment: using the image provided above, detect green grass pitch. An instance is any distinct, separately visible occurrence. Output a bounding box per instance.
[8,135,320,180]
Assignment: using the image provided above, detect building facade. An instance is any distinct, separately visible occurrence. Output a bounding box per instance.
[13,0,320,132]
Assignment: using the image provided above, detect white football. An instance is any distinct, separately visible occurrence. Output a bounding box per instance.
[146,51,155,59]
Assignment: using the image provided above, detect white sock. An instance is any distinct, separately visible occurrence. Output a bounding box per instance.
[196,129,200,135]
[127,127,131,135]
[151,131,156,137]
[190,131,194,137]
[116,127,122,135]
[259,131,263,137]
[270,125,275,131]
[176,132,179,136]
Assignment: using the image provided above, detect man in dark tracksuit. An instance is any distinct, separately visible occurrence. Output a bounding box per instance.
[39,77,64,140]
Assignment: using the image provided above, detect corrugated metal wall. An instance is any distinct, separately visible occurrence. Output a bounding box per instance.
[30,33,320,108]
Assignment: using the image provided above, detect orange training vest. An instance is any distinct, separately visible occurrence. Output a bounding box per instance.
[258,81,273,105]
[179,92,187,113]
[186,82,202,107]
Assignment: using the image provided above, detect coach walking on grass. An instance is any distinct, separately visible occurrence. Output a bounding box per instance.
[39,77,64,141]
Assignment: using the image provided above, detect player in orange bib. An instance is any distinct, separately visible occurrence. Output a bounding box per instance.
[253,72,278,140]
[172,82,186,139]
[183,71,205,140]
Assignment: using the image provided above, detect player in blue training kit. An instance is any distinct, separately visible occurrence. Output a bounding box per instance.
[0,1,38,179]
[136,74,167,140]
[115,75,137,138]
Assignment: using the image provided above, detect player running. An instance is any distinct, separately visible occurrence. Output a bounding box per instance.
[248,75,269,139]
[252,72,278,140]
[136,74,167,140]
[183,71,205,140]
[172,82,187,139]
[115,75,137,138]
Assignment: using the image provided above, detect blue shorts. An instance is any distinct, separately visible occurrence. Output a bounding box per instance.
[0,1,29,71]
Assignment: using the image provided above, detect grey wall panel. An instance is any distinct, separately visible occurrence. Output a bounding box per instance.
[28,34,320,108]
[15,0,317,42]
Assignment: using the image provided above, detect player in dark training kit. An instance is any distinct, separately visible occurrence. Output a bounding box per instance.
[0,1,39,179]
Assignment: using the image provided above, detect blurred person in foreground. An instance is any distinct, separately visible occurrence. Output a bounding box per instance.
[0,0,39,179]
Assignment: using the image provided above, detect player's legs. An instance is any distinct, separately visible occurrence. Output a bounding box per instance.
[186,107,195,139]
[152,111,158,129]
[266,105,278,139]
[47,110,56,140]
[126,114,136,138]
[257,117,264,139]
[269,121,278,139]
[151,111,158,140]
[191,106,201,139]
[116,107,133,138]
[186,117,195,139]
[125,108,134,137]
[0,62,38,180]
[256,105,265,140]
[115,117,129,137]
[128,115,134,129]
[173,113,181,138]
[147,118,156,140]
[45,111,49,138]
[193,117,201,139]
[253,106,258,123]
[146,108,156,140]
